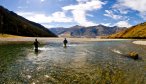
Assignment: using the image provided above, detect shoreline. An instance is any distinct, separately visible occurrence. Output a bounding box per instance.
[0,37,130,44]
[1,37,146,46]
[132,40,146,45]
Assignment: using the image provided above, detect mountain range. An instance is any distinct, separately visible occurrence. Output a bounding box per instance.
[50,25,126,38]
[0,6,57,37]
[1,6,146,39]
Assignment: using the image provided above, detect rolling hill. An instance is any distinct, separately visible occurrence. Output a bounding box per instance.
[50,25,126,38]
[108,22,146,39]
[0,6,57,37]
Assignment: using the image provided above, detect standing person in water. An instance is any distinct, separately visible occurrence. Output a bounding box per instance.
[34,39,40,52]
[63,38,68,48]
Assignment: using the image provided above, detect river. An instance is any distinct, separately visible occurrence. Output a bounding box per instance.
[0,40,146,84]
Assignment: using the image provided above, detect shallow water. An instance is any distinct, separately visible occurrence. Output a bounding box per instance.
[0,40,146,84]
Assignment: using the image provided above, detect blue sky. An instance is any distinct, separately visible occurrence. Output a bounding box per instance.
[1,0,146,28]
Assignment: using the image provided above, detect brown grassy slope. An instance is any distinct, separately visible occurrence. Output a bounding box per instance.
[0,34,23,38]
[108,22,146,39]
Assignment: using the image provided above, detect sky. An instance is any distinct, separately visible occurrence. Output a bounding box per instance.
[1,0,146,28]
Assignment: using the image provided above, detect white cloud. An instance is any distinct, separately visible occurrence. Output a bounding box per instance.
[114,0,146,19]
[100,23,111,27]
[112,4,129,14]
[76,0,90,3]
[40,0,45,2]
[17,0,106,27]
[62,0,105,27]
[17,6,28,9]
[140,12,146,20]
[72,10,97,26]
[42,24,55,28]
[87,14,94,17]
[115,21,132,27]
[104,10,122,20]
[63,0,105,11]
[16,11,73,23]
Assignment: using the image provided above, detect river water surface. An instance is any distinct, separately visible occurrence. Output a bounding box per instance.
[0,40,146,84]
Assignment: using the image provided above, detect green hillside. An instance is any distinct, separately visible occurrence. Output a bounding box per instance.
[108,22,146,39]
[0,6,57,37]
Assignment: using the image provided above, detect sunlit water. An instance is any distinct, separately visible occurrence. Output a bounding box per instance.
[0,40,146,84]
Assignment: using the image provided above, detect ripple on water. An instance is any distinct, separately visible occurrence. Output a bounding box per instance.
[1,41,146,83]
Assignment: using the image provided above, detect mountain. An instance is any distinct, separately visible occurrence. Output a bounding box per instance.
[0,6,57,37]
[108,22,146,39]
[49,27,67,35]
[50,25,126,38]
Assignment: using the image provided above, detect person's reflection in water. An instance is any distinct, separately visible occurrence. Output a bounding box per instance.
[34,49,41,56]
[34,39,40,52]
[63,38,68,48]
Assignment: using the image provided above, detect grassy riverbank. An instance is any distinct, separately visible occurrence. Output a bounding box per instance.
[0,34,23,38]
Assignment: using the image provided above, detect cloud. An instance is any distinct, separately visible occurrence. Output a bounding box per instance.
[140,13,146,20]
[87,14,94,17]
[63,0,105,11]
[42,24,55,28]
[112,4,129,14]
[72,10,97,26]
[115,21,132,27]
[104,10,122,20]
[17,6,28,9]
[16,11,73,23]
[62,0,105,27]
[40,0,45,2]
[100,23,112,27]
[76,0,90,3]
[114,0,146,19]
